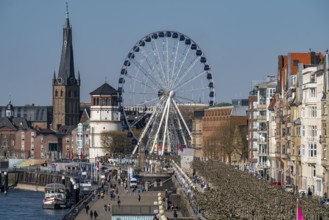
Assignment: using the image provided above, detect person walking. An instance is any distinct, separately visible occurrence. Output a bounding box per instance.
[118,198,121,207]
[138,194,141,202]
[85,204,89,214]
[94,210,98,219]
[89,209,93,220]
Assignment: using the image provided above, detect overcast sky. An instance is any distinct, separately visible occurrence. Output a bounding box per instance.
[0,0,328,106]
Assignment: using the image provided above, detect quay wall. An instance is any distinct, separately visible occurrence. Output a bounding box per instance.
[15,183,44,192]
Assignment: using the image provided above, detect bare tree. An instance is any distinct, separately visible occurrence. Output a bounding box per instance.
[206,120,247,164]
[101,130,145,155]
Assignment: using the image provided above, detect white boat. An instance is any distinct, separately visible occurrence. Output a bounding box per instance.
[42,183,67,209]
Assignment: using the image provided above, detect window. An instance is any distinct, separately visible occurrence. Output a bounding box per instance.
[310,88,316,98]
[302,145,305,156]
[302,125,305,136]
[296,127,301,136]
[291,75,297,86]
[313,166,316,177]
[293,59,299,66]
[302,108,305,117]
[309,125,317,138]
[308,143,317,157]
[323,145,327,159]
[310,74,316,83]
[310,106,317,118]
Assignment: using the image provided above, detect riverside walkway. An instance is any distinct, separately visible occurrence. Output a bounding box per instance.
[75,180,181,220]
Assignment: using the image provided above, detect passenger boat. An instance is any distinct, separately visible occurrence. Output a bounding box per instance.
[42,183,67,209]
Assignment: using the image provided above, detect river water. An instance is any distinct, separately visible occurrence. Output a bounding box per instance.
[0,189,68,220]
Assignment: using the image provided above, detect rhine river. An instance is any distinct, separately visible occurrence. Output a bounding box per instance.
[0,189,68,220]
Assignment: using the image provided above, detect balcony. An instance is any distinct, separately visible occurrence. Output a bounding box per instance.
[257,139,267,144]
[257,115,266,121]
[257,127,267,133]
[305,157,317,166]
[321,158,329,168]
[258,151,269,156]
[257,103,266,110]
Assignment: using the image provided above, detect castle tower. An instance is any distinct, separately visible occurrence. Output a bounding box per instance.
[89,83,122,162]
[52,3,80,130]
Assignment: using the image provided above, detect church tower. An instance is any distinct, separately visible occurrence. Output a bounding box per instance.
[52,3,80,130]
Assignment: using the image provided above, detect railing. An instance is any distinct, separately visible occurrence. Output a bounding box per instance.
[61,190,94,220]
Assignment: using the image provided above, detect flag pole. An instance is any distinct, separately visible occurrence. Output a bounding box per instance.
[296,197,298,220]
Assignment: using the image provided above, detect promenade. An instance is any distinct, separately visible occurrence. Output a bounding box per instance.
[75,179,181,220]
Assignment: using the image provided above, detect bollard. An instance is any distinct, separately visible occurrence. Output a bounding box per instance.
[73,184,80,205]
[154,181,157,187]
[4,172,8,194]
[61,176,65,186]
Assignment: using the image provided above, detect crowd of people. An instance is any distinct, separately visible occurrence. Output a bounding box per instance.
[192,159,329,219]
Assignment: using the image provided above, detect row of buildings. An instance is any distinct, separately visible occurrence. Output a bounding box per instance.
[246,52,329,196]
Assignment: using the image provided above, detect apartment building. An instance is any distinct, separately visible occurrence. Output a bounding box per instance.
[247,76,276,176]
[268,51,324,195]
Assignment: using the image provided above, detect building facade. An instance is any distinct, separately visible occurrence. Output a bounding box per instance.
[247,76,276,176]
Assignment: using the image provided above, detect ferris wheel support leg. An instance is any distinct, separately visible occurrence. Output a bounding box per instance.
[152,96,170,155]
[132,108,157,155]
[162,93,173,155]
[172,99,192,141]
[176,115,187,147]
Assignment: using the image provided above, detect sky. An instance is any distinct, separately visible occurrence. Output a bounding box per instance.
[0,0,328,106]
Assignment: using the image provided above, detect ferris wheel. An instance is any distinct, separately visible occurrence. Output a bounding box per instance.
[117,31,215,155]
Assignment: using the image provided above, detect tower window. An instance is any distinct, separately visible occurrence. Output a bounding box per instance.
[55,90,58,97]
[61,90,63,97]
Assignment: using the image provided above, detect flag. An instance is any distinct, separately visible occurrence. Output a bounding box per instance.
[297,205,305,220]
[158,145,162,155]
[178,145,183,151]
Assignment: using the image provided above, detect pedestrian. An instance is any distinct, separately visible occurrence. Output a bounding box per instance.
[89,209,93,220]
[118,198,121,207]
[174,209,178,220]
[104,204,107,212]
[85,204,90,214]
[138,194,141,202]
[108,203,111,212]
[94,210,98,219]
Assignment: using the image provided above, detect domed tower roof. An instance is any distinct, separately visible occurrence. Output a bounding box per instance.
[6,101,13,110]
[6,101,14,118]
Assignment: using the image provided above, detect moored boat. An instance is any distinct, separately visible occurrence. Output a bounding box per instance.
[42,183,67,209]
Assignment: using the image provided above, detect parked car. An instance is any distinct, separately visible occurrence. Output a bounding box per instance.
[283,184,294,193]
[272,181,282,189]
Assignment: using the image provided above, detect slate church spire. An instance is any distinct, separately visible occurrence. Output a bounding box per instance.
[56,1,77,86]
[52,2,80,130]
